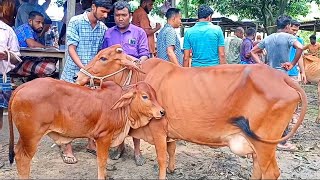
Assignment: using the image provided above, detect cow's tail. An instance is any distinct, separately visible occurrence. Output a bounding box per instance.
[8,87,21,164]
[232,75,308,144]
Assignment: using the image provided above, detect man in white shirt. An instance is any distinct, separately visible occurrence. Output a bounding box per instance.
[0,20,21,169]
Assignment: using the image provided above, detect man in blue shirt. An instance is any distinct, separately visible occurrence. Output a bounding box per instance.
[157,8,183,66]
[183,5,226,67]
[288,20,306,84]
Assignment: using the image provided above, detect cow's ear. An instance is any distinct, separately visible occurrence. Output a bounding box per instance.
[111,91,135,110]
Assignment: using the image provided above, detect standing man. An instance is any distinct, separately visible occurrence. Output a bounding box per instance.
[288,20,307,84]
[101,1,149,165]
[224,27,244,64]
[183,5,226,67]
[251,15,303,151]
[60,0,111,164]
[240,28,256,64]
[132,0,161,57]
[303,35,320,58]
[157,8,183,66]
[0,20,21,169]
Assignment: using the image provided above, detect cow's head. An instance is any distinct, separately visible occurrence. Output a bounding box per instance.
[111,81,165,129]
[75,44,144,86]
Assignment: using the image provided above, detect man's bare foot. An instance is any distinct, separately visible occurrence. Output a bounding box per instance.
[60,144,77,164]
[86,139,96,155]
[134,154,146,166]
[109,143,125,160]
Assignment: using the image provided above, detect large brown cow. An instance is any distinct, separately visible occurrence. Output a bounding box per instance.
[75,45,307,179]
[8,78,165,179]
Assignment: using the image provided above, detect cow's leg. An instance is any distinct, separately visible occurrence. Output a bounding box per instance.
[96,136,112,180]
[254,146,280,179]
[15,135,42,179]
[167,141,176,173]
[251,153,262,179]
[149,120,168,180]
[316,81,320,123]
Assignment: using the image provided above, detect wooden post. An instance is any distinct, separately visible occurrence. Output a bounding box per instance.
[62,0,76,76]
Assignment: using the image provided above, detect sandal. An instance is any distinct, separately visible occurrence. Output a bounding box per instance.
[60,151,78,164]
[86,148,97,156]
[277,143,298,152]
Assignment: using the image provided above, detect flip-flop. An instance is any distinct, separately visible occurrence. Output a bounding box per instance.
[86,149,97,156]
[277,143,298,152]
[60,151,78,164]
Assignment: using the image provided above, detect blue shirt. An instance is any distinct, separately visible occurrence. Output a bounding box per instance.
[15,23,39,48]
[61,12,107,83]
[15,2,52,28]
[288,37,304,76]
[101,24,149,58]
[157,24,183,65]
[183,22,224,67]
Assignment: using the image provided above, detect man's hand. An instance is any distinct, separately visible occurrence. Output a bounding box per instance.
[281,62,294,70]
[300,72,307,84]
[0,51,8,60]
[155,23,161,31]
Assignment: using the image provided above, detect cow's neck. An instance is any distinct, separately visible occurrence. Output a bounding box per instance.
[110,108,131,147]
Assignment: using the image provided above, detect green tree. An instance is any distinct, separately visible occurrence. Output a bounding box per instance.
[211,0,320,34]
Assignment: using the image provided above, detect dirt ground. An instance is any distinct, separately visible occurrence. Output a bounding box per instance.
[0,84,320,179]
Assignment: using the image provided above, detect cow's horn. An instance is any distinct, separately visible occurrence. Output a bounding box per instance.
[116,48,123,53]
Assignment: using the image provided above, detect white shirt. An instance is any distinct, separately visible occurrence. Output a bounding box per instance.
[0,20,21,74]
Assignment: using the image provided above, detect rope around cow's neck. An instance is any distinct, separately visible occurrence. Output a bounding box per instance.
[79,67,132,88]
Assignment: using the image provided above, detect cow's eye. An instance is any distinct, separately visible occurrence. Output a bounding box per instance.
[100,57,107,61]
[142,95,149,100]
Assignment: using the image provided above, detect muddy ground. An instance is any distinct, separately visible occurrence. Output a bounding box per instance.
[0,84,320,179]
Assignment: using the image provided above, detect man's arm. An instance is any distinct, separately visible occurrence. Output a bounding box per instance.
[26,39,46,48]
[250,45,264,64]
[137,30,150,62]
[218,46,226,64]
[217,28,226,64]
[298,57,307,84]
[167,46,180,66]
[68,44,84,69]
[139,15,161,36]
[183,50,191,67]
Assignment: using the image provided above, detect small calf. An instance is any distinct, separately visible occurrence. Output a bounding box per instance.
[8,78,164,179]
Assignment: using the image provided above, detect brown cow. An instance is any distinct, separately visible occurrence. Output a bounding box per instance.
[303,55,320,123]
[75,45,307,179]
[8,78,165,179]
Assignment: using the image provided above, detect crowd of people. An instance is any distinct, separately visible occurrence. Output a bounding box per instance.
[0,0,320,169]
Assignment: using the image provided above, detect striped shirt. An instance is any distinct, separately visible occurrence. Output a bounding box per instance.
[61,12,107,82]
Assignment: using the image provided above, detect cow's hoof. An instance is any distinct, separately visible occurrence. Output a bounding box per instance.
[316,117,320,124]
[109,147,124,160]
[134,154,146,166]
[166,167,175,174]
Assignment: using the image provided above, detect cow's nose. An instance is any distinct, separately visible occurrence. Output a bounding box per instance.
[73,75,78,80]
[160,110,165,117]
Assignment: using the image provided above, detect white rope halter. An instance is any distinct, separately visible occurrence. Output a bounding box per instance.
[0,44,22,83]
[79,67,133,88]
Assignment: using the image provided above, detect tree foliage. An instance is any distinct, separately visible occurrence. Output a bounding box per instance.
[210,0,319,34]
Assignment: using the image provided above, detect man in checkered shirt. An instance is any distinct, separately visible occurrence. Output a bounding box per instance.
[60,0,112,164]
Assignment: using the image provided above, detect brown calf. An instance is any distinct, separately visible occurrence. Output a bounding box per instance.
[8,78,164,179]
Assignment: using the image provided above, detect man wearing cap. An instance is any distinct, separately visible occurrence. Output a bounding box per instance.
[183,5,226,67]
[60,0,112,164]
